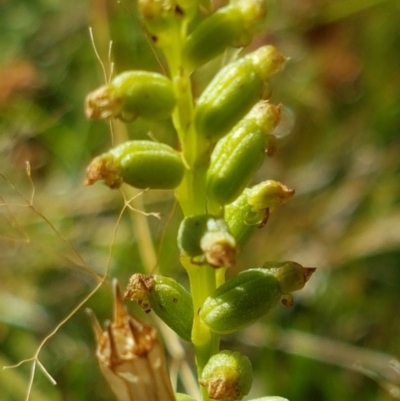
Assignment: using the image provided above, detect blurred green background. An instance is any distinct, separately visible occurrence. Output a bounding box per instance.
[1,0,400,400]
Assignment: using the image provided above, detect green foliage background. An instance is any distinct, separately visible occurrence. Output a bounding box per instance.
[1,0,400,400]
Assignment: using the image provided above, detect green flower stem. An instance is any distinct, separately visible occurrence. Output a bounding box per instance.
[161,21,183,78]
[172,72,210,216]
[163,20,210,216]
[175,161,208,216]
[164,16,227,401]
[173,65,219,381]
[216,266,227,288]
[173,72,194,143]
[182,256,221,400]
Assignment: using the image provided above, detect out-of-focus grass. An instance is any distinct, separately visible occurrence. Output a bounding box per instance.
[1,0,400,400]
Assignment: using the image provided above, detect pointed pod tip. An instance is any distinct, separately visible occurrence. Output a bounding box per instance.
[86,308,104,343]
[268,261,315,294]
[303,267,316,283]
[112,279,129,326]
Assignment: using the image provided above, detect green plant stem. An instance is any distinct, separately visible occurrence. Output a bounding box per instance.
[173,77,219,398]
[172,65,211,217]
[172,70,209,216]
[181,257,220,401]
[164,20,224,401]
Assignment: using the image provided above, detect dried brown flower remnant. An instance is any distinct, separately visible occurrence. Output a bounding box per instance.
[85,154,122,188]
[88,279,175,401]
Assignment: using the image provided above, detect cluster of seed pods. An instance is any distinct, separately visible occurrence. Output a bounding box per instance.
[85,1,315,401]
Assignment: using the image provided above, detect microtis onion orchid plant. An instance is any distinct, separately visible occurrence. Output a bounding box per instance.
[84,1,315,401]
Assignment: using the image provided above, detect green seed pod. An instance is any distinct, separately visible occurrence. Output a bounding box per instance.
[206,119,264,207]
[178,215,237,267]
[199,268,280,334]
[230,0,267,48]
[200,263,315,334]
[182,6,243,72]
[225,191,266,246]
[124,273,194,342]
[206,102,282,207]
[246,180,294,211]
[85,140,185,190]
[183,1,267,71]
[251,45,288,81]
[178,214,210,258]
[194,46,285,142]
[200,350,253,401]
[194,60,261,142]
[225,180,295,246]
[263,261,316,294]
[85,71,176,122]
